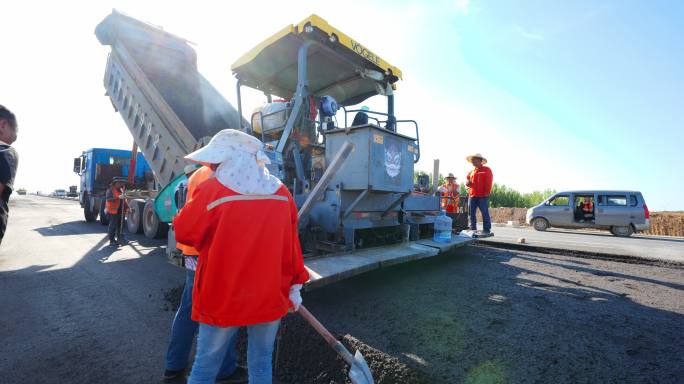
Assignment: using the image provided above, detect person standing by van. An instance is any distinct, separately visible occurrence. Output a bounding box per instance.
[465,153,493,235]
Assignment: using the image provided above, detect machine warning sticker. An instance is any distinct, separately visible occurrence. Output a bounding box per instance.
[373,134,384,144]
[384,140,402,179]
[408,145,414,153]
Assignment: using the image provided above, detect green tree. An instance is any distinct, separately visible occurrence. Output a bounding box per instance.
[488,183,556,208]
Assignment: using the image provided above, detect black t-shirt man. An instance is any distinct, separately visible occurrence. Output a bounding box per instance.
[0,105,19,246]
[0,143,18,244]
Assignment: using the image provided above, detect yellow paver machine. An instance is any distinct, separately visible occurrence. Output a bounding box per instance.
[232,15,440,252]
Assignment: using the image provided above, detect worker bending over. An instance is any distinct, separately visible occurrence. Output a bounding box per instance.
[175,129,309,384]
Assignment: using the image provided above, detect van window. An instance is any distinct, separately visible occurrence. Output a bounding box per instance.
[606,195,627,206]
[548,195,570,206]
[630,195,638,206]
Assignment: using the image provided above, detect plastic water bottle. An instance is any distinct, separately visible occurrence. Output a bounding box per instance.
[433,210,453,243]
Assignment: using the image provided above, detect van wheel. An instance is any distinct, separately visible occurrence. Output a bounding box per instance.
[532,218,549,231]
[611,225,634,237]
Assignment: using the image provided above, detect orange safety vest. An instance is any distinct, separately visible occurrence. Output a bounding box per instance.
[105,187,124,215]
[176,166,214,256]
[440,183,459,213]
[582,202,594,212]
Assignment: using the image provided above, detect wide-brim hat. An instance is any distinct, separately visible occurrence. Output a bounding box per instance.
[446,173,456,179]
[185,129,266,165]
[466,153,487,164]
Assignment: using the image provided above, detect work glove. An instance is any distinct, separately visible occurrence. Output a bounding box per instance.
[288,284,303,312]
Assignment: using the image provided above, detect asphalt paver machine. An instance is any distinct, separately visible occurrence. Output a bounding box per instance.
[232,15,440,252]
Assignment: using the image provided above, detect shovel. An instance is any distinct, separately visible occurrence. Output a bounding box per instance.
[298,305,375,384]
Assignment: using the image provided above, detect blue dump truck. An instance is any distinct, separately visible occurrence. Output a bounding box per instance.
[73,148,153,226]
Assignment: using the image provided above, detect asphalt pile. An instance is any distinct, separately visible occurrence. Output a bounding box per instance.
[253,314,430,384]
[164,285,428,383]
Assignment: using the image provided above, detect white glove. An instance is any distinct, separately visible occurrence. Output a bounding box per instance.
[288,284,303,312]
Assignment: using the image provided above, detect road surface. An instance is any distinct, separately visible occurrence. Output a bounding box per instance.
[1,195,683,383]
[479,225,684,263]
[0,195,182,383]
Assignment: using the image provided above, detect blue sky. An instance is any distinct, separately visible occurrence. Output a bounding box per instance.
[394,0,684,210]
[1,0,682,210]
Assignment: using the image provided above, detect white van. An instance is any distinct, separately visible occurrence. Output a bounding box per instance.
[526,190,650,237]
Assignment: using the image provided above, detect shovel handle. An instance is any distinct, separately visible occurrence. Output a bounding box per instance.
[298,305,336,345]
[298,305,355,365]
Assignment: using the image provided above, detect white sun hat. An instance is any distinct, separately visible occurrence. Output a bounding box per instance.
[465,153,487,164]
[184,129,282,195]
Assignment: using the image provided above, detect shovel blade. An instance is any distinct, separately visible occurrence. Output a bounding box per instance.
[348,349,374,384]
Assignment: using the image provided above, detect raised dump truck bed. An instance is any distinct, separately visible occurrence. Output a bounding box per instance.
[95,10,243,187]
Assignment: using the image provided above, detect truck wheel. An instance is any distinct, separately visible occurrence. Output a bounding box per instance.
[611,225,634,237]
[83,194,97,222]
[532,217,549,231]
[143,199,169,239]
[99,199,110,226]
[126,199,145,234]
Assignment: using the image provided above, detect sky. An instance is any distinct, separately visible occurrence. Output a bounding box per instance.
[1,0,682,210]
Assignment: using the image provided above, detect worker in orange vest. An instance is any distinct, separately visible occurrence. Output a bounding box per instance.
[438,173,460,214]
[163,164,246,382]
[105,178,127,246]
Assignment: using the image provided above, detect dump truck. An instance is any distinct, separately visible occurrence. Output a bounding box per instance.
[93,11,244,240]
[95,10,447,259]
[73,147,152,225]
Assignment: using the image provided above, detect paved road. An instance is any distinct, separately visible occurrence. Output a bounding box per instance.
[2,195,683,383]
[0,195,183,383]
[479,225,684,263]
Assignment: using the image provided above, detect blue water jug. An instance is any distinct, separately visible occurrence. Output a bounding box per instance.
[433,210,453,243]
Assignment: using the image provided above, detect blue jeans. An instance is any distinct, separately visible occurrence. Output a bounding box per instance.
[469,196,491,232]
[188,319,281,384]
[165,270,238,378]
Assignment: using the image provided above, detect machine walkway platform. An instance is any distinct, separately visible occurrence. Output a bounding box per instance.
[303,235,475,290]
